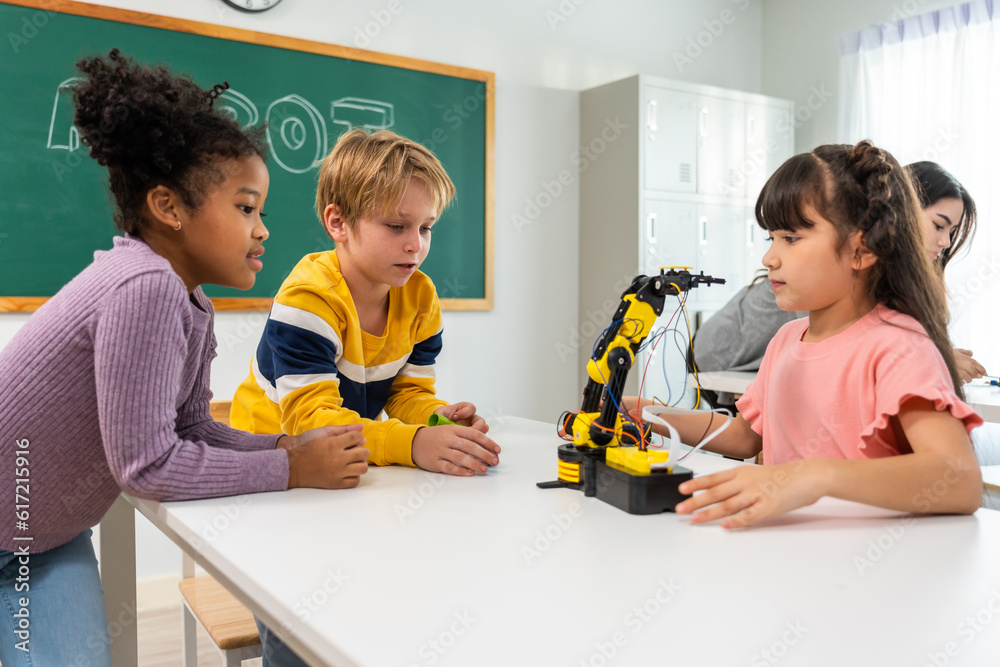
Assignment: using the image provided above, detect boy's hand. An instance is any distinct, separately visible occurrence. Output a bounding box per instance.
[675,461,824,529]
[412,424,500,476]
[954,348,987,383]
[434,402,489,433]
[280,424,369,489]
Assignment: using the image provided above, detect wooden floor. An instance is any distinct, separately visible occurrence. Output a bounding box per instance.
[138,606,262,667]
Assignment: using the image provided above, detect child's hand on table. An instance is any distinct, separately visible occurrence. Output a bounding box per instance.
[954,348,987,384]
[434,402,490,433]
[278,424,369,489]
[413,408,500,476]
[676,461,824,529]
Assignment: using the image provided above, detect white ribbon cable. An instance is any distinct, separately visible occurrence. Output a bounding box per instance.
[641,405,733,464]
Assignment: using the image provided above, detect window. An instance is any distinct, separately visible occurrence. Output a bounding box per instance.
[840,1,1000,375]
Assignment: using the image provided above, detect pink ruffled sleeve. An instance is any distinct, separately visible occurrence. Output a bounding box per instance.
[860,334,983,454]
[736,381,764,436]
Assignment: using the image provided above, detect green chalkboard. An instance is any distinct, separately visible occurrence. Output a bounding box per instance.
[0,0,493,311]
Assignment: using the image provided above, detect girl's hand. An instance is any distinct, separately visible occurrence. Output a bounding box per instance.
[954,349,987,383]
[619,396,653,420]
[675,461,825,529]
[278,423,363,449]
[435,402,489,433]
[280,424,369,489]
[413,424,500,476]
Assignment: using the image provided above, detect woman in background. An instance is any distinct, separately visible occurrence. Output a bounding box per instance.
[908,161,984,383]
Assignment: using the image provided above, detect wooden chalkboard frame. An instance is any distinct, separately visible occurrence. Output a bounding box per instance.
[0,0,494,312]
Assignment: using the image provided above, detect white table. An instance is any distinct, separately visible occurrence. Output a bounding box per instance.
[122,416,1000,666]
[963,383,1000,423]
[687,370,756,396]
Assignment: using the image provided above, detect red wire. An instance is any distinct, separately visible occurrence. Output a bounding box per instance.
[635,302,683,449]
[636,329,666,449]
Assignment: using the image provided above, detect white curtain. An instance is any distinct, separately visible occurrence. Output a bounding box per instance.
[839,0,1000,375]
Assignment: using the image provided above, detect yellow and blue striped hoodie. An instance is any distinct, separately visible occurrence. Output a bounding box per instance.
[231,250,447,466]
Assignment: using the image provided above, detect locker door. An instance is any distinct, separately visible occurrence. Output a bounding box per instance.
[640,200,698,273]
[745,102,793,202]
[636,329,695,408]
[693,204,745,309]
[696,95,746,197]
[642,87,697,193]
[637,200,700,408]
[636,292,698,409]
[745,208,770,282]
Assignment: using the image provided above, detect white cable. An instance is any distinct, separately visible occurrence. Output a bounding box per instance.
[640,404,733,465]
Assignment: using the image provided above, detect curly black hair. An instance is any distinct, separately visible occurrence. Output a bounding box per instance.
[73,49,267,235]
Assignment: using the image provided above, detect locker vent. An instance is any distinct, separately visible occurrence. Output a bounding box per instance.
[679,163,691,183]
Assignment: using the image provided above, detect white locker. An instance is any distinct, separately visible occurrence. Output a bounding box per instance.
[642,88,697,193]
[696,95,746,197]
[640,200,698,272]
[745,208,770,276]
[744,102,794,203]
[636,315,695,407]
[579,75,793,405]
[693,204,745,309]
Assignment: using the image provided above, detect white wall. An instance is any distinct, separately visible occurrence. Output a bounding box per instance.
[156,0,766,419]
[5,0,762,581]
[760,0,959,152]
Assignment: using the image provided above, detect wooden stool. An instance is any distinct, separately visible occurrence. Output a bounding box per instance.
[179,400,262,666]
[179,565,262,666]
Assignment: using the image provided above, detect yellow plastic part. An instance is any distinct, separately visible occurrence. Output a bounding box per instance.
[605,446,671,475]
[557,460,580,483]
[569,411,644,449]
[588,340,636,383]
[569,412,598,448]
[587,294,660,384]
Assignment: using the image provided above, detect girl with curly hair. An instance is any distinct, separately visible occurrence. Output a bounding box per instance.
[0,50,367,665]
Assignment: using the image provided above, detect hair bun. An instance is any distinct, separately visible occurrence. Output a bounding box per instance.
[848,140,893,181]
[847,140,897,233]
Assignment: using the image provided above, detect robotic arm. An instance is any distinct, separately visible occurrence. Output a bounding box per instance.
[566,268,725,450]
[541,267,724,514]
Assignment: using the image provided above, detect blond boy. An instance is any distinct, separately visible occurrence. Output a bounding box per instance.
[232,129,499,476]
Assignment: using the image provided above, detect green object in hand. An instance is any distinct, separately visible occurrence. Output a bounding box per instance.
[428,413,457,426]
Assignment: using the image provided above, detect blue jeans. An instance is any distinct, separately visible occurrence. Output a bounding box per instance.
[256,616,311,667]
[0,529,112,667]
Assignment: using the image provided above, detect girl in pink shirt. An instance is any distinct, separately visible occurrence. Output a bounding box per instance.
[628,140,982,528]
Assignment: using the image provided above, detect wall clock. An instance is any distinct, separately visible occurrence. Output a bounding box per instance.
[222,0,284,12]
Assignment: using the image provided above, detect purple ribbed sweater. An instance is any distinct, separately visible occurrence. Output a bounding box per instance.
[1,236,288,552]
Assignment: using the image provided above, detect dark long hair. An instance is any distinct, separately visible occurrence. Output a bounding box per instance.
[906,161,977,270]
[755,141,963,395]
